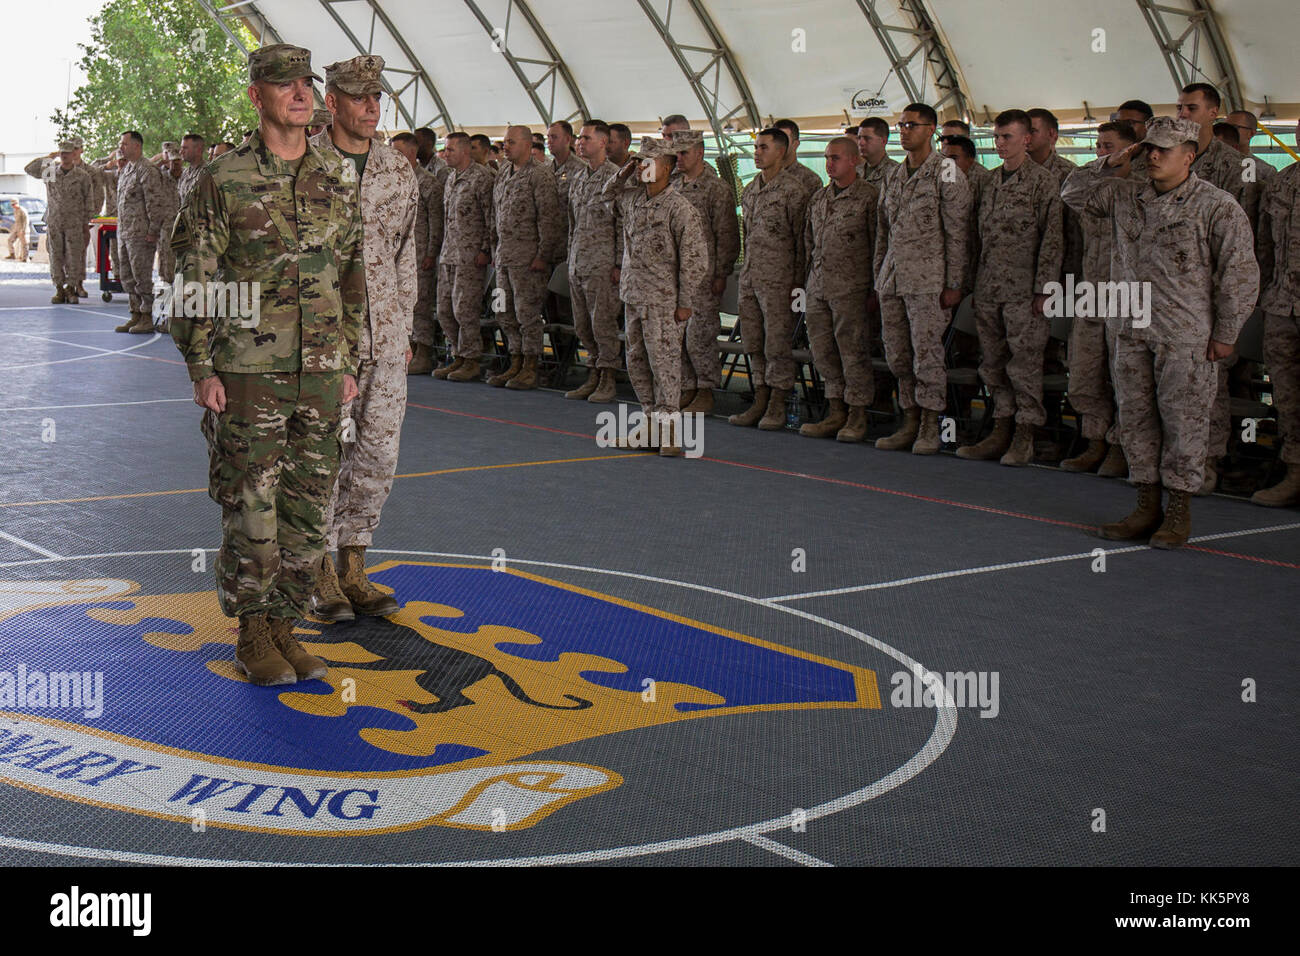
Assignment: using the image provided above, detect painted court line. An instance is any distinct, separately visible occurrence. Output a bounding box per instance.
[0,398,191,413]
[0,529,62,560]
[742,834,834,867]
[0,332,160,370]
[764,521,1300,603]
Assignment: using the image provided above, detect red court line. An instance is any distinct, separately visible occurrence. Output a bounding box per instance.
[1184,545,1300,570]
[406,401,594,440]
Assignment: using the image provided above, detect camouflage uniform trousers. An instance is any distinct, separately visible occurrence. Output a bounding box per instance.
[117,238,157,314]
[1265,311,1300,466]
[47,223,87,289]
[569,268,623,370]
[974,299,1050,426]
[412,266,437,347]
[436,263,484,360]
[1104,324,1122,449]
[201,370,344,619]
[878,292,948,412]
[681,282,722,392]
[806,288,874,407]
[1207,354,1238,460]
[1066,316,1114,440]
[1110,337,1216,493]
[737,276,796,390]
[324,359,407,551]
[496,262,549,358]
[626,304,686,417]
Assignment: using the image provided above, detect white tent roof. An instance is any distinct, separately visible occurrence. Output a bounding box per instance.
[221,0,1299,134]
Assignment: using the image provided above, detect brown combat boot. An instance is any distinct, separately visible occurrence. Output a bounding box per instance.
[234,614,297,686]
[51,286,67,304]
[1099,482,1164,541]
[1097,443,1128,479]
[588,369,617,403]
[310,553,355,622]
[728,384,771,427]
[1196,459,1219,497]
[757,388,792,431]
[433,356,463,379]
[565,367,599,400]
[1251,466,1300,508]
[75,283,89,299]
[447,358,481,381]
[658,416,683,457]
[269,617,328,681]
[114,312,137,333]
[874,407,920,450]
[128,312,154,333]
[678,389,697,410]
[488,353,523,387]
[64,285,79,304]
[1150,489,1192,550]
[836,406,868,443]
[1061,439,1108,473]
[408,343,434,375]
[956,416,1014,461]
[799,397,847,438]
[337,545,400,616]
[506,355,539,389]
[911,410,942,455]
[999,422,1036,467]
[682,389,714,414]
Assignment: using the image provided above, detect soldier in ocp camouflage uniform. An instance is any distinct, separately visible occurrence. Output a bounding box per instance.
[488,125,565,390]
[608,137,708,456]
[24,141,93,305]
[1063,116,1258,549]
[957,109,1064,467]
[668,129,740,416]
[113,130,170,333]
[729,127,812,431]
[308,55,419,623]
[799,136,878,443]
[170,43,366,684]
[391,132,444,376]
[435,131,494,381]
[1252,126,1300,507]
[563,120,623,404]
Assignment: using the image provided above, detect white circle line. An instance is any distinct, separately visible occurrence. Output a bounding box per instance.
[0,332,160,371]
[0,548,957,866]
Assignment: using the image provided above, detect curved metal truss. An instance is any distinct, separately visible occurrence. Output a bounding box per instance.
[634,0,761,155]
[854,0,973,121]
[1135,0,1244,111]
[461,0,589,127]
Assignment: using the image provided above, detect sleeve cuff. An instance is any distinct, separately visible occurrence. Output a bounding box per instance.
[187,363,215,383]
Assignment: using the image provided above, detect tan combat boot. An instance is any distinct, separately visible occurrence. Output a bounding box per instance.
[678,389,697,410]
[1061,439,1108,473]
[682,389,714,414]
[799,397,847,439]
[565,367,599,400]
[874,407,920,450]
[658,416,683,457]
[310,552,355,622]
[337,545,400,616]
[956,416,1014,461]
[114,312,137,333]
[234,614,297,686]
[1099,482,1164,541]
[488,353,523,387]
[1251,466,1300,508]
[433,356,462,379]
[587,369,617,403]
[836,405,868,443]
[75,282,89,299]
[506,355,539,389]
[911,410,942,455]
[999,422,1036,467]
[269,618,328,681]
[757,387,792,431]
[1196,459,1219,497]
[128,311,154,333]
[447,357,481,381]
[728,383,770,427]
[1097,443,1128,479]
[51,286,67,304]
[408,343,434,375]
[1150,489,1192,550]
[64,285,79,304]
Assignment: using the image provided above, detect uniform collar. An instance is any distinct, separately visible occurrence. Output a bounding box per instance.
[1139,170,1199,205]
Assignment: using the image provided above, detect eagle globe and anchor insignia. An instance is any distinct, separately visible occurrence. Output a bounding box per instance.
[0,562,882,836]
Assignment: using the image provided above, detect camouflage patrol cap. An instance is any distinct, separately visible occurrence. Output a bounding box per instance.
[248,43,321,83]
[57,139,79,152]
[634,136,672,160]
[310,108,333,128]
[1141,116,1200,149]
[324,55,385,96]
[669,130,704,153]
[64,134,84,149]
[161,141,179,156]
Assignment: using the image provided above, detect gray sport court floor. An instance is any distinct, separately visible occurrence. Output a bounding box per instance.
[0,276,1295,867]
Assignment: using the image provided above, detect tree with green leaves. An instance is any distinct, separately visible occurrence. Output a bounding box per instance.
[52,0,258,159]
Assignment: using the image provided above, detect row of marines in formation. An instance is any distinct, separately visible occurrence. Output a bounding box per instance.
[65,43,1297,686]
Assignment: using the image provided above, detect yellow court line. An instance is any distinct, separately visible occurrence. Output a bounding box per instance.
[0,453,641,510]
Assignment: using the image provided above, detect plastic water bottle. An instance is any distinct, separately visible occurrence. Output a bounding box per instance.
[785,392,800,429]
